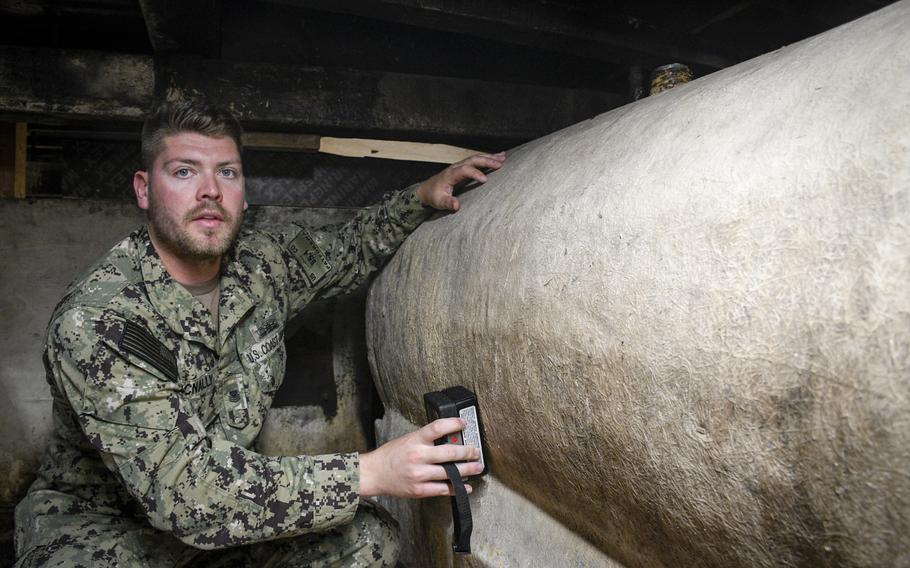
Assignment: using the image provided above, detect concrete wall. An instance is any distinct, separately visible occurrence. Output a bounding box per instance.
[0,198,371,513]
[365,3,910,567]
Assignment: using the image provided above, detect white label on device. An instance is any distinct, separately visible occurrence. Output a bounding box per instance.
[459,405,484,471]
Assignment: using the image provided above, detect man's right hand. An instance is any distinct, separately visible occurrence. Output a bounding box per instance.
[359,418,483,498]
[414,152,506,212]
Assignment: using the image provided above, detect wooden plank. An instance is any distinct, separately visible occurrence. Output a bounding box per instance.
[14,122,26,198]
[318,137,480,164]
[242,132,320,151]
[244,131,480,164]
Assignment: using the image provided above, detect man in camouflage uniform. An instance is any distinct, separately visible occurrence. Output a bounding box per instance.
[14,101,503,567]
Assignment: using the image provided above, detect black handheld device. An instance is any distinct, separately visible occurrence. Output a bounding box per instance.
[424,386,488,477]
[423,386,488,554]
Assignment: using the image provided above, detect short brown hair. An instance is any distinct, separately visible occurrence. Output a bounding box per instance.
[140,100,243,169]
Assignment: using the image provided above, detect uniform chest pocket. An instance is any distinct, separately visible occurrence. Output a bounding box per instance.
[221,374,250,429]
[238,328,286,394]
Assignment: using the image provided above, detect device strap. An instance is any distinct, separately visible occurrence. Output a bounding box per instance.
[442,462,473,554]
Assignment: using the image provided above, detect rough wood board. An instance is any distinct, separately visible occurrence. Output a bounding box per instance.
[319,137,480,164]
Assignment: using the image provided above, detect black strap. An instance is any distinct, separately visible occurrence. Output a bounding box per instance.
[442,462,473,554]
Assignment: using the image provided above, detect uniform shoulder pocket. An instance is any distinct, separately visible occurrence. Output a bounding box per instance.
[288,226,332,287]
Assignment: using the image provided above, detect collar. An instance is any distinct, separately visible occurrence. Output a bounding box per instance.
[137,228,256,352]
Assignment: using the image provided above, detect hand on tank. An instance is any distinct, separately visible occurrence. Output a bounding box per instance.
[415,152,506,211]
[359,418,483,498]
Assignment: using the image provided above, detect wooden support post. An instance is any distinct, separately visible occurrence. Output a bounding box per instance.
[14,122,27,198]
[0,122,27,198]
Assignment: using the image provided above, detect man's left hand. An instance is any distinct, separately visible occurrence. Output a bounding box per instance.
[415,152,506,212]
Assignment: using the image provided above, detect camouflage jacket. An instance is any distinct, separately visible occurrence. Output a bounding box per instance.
[17,188,432,552]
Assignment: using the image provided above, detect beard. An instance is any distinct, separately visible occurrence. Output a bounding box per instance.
[147,188,243,261]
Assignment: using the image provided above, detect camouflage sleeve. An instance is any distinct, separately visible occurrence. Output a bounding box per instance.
[48,306,361,549]
[281,184,433,314]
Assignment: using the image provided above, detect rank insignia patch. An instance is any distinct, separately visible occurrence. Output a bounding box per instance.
[288,228,332,286]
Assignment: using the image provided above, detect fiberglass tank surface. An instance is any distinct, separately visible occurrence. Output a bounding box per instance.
[366,2,910,566]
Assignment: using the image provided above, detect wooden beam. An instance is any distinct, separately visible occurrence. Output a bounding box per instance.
[139,0,222,57]
[0,122,26,198]
[0,47,153,123]
[164,55,627,145]
[759,0,890,32]
[0,48,626,144]
[689,2,756,34]
[31,128,477,164]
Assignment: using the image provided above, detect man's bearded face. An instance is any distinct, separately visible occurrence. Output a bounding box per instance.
[147,186,243,260]
[138,133,247,262]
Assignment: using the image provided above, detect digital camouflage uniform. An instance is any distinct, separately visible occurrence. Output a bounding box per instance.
[14,187,433,567]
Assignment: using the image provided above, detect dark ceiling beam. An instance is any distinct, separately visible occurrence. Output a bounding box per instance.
[0,0,138,18]
[275,0,740,70]
[163,55,627,146]
[689,2,756,34]
[758,0,892,31]
[0,47,153,123]
[138,0,222,57]
[0,48,624,144]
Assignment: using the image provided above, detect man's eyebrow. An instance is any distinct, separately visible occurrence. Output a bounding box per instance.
[162,159,241,168]
[163,158,201,167]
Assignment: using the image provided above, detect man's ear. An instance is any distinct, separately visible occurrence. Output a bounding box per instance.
[134,170,150,210]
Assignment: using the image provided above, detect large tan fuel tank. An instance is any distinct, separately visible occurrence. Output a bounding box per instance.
[366,2,910,566]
